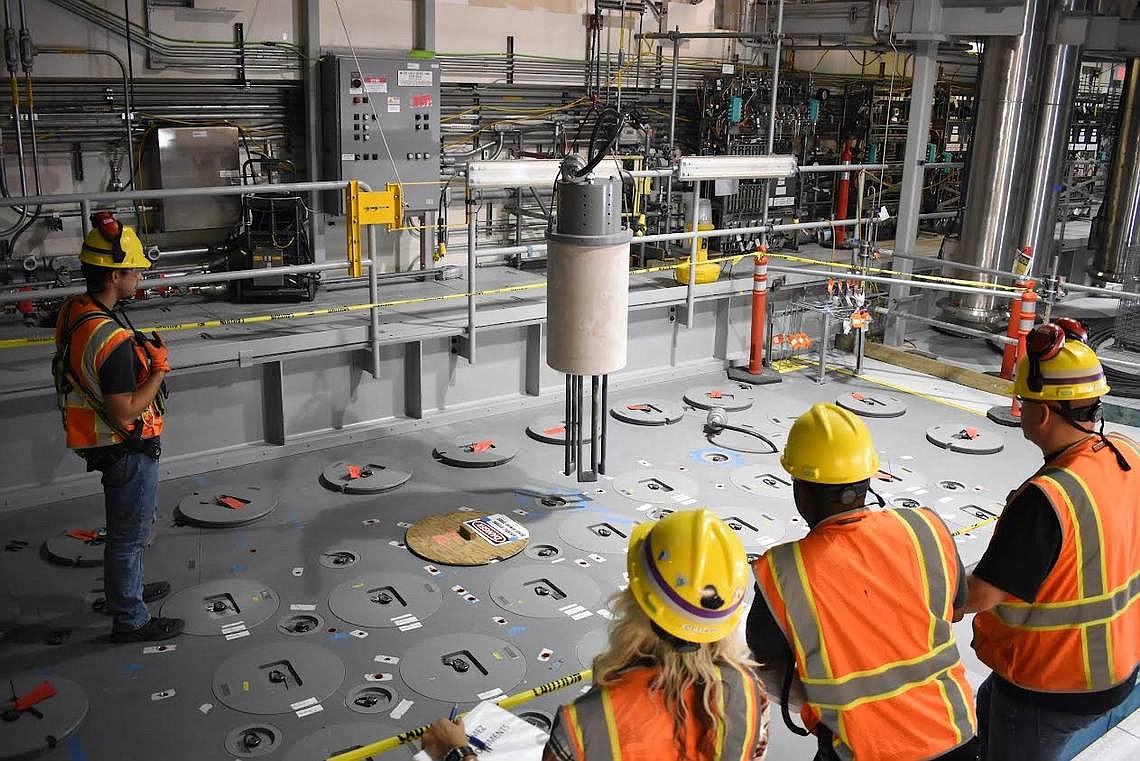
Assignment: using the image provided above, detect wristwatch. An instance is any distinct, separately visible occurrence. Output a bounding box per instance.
[444,746,476,761]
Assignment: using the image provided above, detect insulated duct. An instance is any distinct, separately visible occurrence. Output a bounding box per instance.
[942,0,1049,328]
[1091,58,1140,285]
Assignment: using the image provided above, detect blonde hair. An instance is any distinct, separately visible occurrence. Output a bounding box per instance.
[592,589,757,760]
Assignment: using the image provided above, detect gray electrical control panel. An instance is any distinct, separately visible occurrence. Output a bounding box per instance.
[320,50,441,214]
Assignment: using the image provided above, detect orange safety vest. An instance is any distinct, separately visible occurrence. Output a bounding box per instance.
[53,295,164,449]
[973,433,1140,694]
[555,664,765,761]
[754,508,976,761]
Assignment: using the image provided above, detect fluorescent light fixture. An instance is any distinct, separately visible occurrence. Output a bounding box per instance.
[676,154,798,181]
[466,159,563,188]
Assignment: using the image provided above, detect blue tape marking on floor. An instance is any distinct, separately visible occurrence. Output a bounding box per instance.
[229,563,246,574]
[328,631,351,641]
[121,662,143,676]
[507,626,526,637]
[67,734,89,761]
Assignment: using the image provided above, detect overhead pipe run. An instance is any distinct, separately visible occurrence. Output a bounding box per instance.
[1091,58,1140,285]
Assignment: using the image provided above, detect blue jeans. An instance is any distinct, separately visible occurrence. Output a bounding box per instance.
[977,675,1098,761]
[101,450,159,631]
[1059,679,1140,758]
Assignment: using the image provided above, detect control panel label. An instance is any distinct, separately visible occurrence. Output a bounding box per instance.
[363,76,388,93]
[387,96,401,113]
[398,69,433,87]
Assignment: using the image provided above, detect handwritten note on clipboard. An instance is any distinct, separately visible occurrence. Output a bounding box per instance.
[412,700,549,761]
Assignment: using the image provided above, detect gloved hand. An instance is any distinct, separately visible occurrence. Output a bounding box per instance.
[142,332,171,373]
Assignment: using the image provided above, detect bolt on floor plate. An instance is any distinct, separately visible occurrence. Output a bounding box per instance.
[399,633,526,702]
[434,435,519,468]
[0,675,88,761]
[682,385,755,411]
[212,641,345,715]
[319,459,413,494]
[836,391,907,418]
[612,468,701,505]
[729,465,796,500]
[609,399,686,426]
[174,484,277,528]
[160,578,278,636]
[327,572,443,629]
[926,424,1005,455]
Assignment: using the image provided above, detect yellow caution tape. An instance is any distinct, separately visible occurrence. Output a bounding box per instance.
[326,669,593,761]
[0,249,1017,352]
[766,251,1027,292]
[951,515,1000,537]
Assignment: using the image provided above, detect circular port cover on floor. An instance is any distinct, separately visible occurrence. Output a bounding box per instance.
[174,484,277,528]
[558,512,639,554]
[42,522,157,568]
[283,723,400,761]
[926,424,1005,455]
[730,465,796,500]
[710,506,787,550]
[434,435,518,468]
[213,641,345,715]
[836,391,907,418]
[224,724,283,758]
[0,674,88,761]
[277,613,325,637]
[871,461,927,494]
[319,459,412,494]
[489,564,601,619]
[526,416,595,445]
[160,578,278,636]
[318,545,365,569]
[683,385,754,411]
[406,511,528,566]
[576,628,607,669]
[328,572,442,629]
[609,399,685,426]
[400,633,526,703]
[345,684,399,715]
[612,468,701,505]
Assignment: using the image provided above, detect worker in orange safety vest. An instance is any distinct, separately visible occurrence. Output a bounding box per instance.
[959,319,1140,761]
[749,403,977,761]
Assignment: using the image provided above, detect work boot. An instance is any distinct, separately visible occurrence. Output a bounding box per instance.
[111,616,184,643]
[92,581,172,613]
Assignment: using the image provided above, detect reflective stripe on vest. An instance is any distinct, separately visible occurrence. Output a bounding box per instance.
[763,508,973,748]
[559,665,762,761]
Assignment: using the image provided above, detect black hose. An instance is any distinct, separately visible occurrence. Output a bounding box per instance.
[705,422,779,455]
[1089,325,1140,399]
[780,660,811,737]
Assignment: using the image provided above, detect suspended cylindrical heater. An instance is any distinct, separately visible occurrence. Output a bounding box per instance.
[546,161,631,482]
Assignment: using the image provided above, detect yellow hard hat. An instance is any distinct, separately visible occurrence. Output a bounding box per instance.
[627,509,749,644]
[1014,322,1109,401]
[79,212,150,269]
[781,402,880,484]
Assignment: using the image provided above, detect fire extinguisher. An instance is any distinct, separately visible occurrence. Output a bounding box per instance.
[835,138,853,246]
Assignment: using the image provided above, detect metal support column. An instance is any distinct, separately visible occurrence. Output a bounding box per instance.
[404,341,423,419]
[413,0,436,51]
[525,323,542,396]
[685,179,700,327]
[302,0,325,259]
[262,361,286,445]
[885,39,939,347]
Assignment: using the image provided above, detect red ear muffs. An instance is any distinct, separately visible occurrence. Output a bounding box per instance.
[89,212,127,263]
[1026,323,1066,393]
[1052,317,1088,344]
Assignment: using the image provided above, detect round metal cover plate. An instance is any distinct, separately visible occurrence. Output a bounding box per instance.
[434,435,518,468]
[213,641,345,715]
[160,578,279,636]
[683,385,754,411]
[612,468,700,505]
[319,459,412,494]
[224,724,283,758]
[489,564,601,619]
[175,484,277,528]
[926,424,1005,455]
[283,723,401,761]
[577,628,607,669]
[871,461,927,494]
[43,522,157,567]
[525,416,595,445]
[328,572,442,629]
[400,634,526,703]
[318,544,366,569]
[609,399,685,426]
[557,512,639,554]
[0,675,88,761]
[277,613,325,637]
[836,391,907,418]
[730,465,796,501]
[711,506,787,550]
